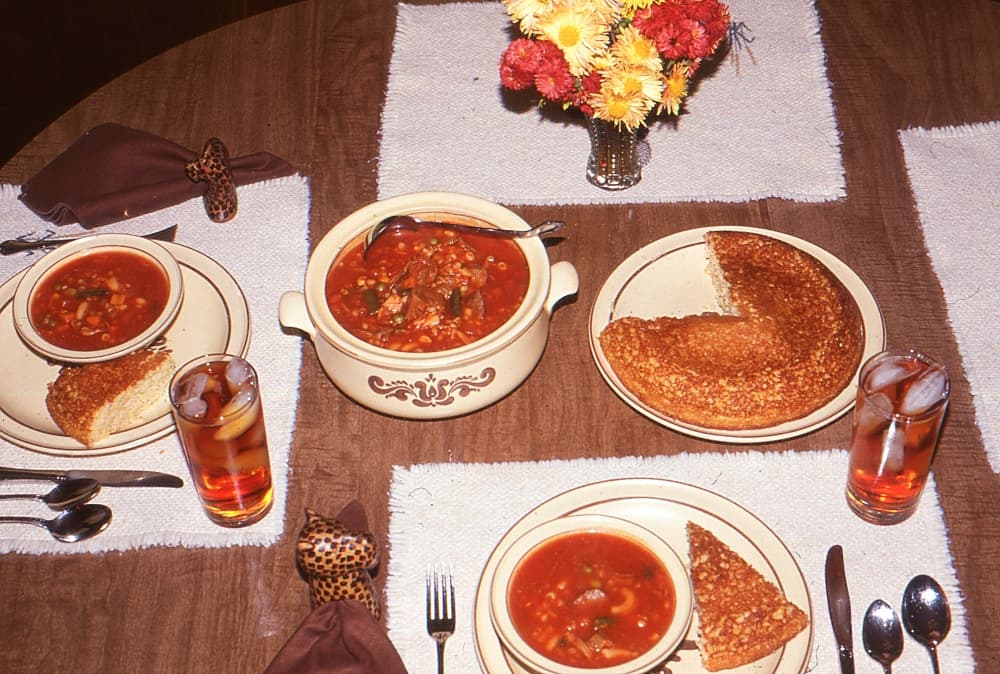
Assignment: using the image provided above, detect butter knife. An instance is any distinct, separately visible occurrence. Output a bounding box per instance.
[0,466,183,488]
[826,544,855,674]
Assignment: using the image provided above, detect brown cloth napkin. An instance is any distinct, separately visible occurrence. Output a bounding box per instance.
[263,600,409,674]
[264,501,409,674]
[18,123,294,228]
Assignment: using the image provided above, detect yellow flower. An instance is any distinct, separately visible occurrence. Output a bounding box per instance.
[610,25,662,72]
[589,79,654,130]
[604,63,663,103]
[659,62,690,116]
[621,0,654,18]
[586,0,625,24]
[501,0,554,34]
[535,2,612,77]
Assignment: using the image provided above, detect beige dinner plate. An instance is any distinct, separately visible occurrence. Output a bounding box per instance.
[473,478,814,674]
[0,242,250,456]
[589,226,886,443]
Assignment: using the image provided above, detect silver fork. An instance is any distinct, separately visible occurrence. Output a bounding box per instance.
[426,566,456,674]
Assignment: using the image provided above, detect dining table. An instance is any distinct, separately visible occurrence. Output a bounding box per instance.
[1,0,998,673]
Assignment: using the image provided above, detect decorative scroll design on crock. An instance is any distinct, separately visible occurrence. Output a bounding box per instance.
[368,368,497,407]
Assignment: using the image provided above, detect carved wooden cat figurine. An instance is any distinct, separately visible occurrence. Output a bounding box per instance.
[295,508,380,618]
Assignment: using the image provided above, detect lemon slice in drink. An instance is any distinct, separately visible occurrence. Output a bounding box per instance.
[213,389,258,441]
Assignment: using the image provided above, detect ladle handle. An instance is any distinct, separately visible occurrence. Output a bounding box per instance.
[525,220,565,237]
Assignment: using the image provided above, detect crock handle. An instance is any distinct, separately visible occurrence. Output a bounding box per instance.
[279,291,316,339]
[544,261,579,314]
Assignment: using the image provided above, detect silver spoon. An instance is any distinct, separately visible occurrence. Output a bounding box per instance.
[863,599,903,673]
[364,215,564,255]
[0,503,112,542]
[0,477,101,510]
[902,574,951,674]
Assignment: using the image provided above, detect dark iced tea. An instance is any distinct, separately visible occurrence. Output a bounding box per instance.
[170,354,273,527]
[846,350,949,524]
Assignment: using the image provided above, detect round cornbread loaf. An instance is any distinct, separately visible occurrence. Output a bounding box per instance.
[598,230,864,430]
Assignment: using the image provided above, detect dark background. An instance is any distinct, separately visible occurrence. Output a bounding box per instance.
[0,0,298,166]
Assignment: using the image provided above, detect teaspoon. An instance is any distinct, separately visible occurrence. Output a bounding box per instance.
[364,215,564,255]
[0,504,112,542]
[0,477,101,510]
[902,574,951,674]
[862,599,903,673]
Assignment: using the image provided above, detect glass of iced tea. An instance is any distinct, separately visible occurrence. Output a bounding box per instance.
[846,349,950,525]
[169,353,273,527]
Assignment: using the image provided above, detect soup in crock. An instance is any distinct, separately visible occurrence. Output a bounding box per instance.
[324,225,529,352]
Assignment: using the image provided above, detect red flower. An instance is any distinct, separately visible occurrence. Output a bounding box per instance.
[633,3,685,37]
[530,41,574,102]
[655,21,694,60]
[706,7,732,48]
[573,71,603,115]
[633,3,695,59]
[683,0,731,49]
[634,0,731,60]
[683,18,711,58]
[534,60,575,101]
[500,38,542,90]
[684,0,723,24]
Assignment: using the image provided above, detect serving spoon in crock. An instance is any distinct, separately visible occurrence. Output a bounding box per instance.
[363,215,564,256]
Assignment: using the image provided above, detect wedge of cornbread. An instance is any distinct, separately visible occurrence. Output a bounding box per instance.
[687,521,809,671]
[46,349,174,447]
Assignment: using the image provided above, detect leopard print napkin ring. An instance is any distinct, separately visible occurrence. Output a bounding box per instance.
[185,138,238,223]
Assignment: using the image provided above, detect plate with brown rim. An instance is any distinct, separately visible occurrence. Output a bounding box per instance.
[588,226,885,443]
[473,477,814,674]
[0,242,250,456]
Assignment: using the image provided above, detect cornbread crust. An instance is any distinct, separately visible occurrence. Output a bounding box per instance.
[598,231,864,429]
[46,349,174,447]
[687,522,809,671]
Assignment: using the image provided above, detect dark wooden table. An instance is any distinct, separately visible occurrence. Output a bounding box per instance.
[1,1,998,672]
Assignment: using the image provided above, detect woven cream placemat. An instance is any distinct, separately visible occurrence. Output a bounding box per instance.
[378,0,844,204]
[899,121,1000,473]
[386,450,972,674]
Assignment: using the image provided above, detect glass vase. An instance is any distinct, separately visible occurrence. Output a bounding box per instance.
[585,117,642,190]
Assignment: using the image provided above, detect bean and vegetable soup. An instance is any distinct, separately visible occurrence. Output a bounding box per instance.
[507,531,677,668]
[325,226,529,352]
[30,249,170,351]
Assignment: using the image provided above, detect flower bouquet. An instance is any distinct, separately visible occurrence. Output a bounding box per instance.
[499,0,731,188]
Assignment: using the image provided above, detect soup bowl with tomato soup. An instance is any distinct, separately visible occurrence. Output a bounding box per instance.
[279,192,578,419]
[12,234,183,364]
[490,515,693,674]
